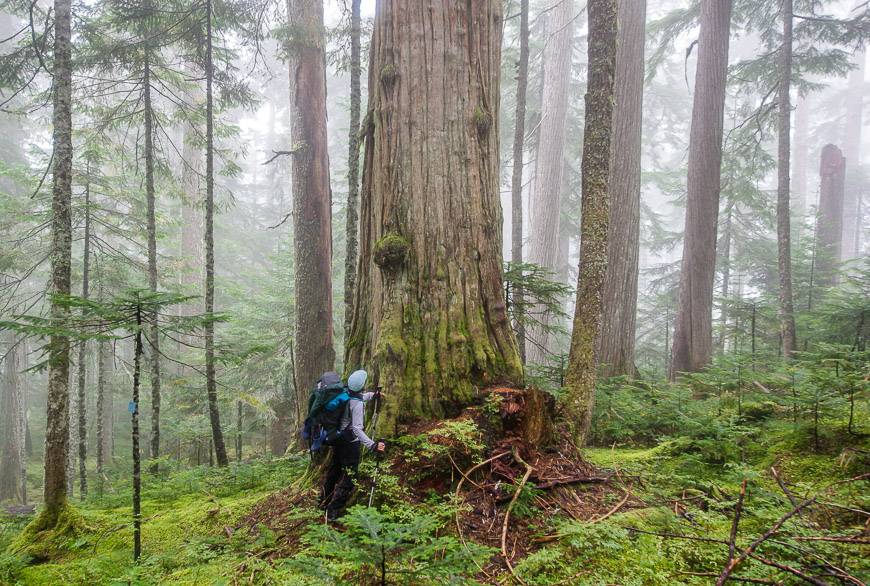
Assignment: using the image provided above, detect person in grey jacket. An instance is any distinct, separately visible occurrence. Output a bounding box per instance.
[320,369,385,521]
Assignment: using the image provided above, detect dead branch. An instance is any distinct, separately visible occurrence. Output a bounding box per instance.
[262,148,302,165]
[589,485,632,524]
[677,571,780,585]
[533,473,613,490]
[727,479,749,562]
[747,553,829,586]
[502,448,534,586]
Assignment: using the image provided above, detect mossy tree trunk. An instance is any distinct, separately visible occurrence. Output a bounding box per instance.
[43,0,74,524]
[598,0,646,379]
[564,0,617,447]
[1,331,25,503]
[346,0,522,435]
[670,0,733,379]
[287,0,335,409]
[75,172,91,498]
[344,0,362,339]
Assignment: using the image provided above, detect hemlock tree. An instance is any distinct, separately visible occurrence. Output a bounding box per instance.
[346,0,522,434]
[598,0,646,378]
[564,0,617,447]
[527,0,575,365]
[287,0,335,403]
[842,51,865,262]
[670,0,733,379]
[509,0,530,364]
[0,332,26,503]
[777,0,798,357]
[42,0,75,526]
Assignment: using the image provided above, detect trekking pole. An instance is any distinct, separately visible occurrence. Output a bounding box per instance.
[368,454,382,507]
[368,388,383,507]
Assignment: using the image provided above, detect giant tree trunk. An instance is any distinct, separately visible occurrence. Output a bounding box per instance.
[564,0,617,447]
[344,0,362,338]
[1,332,25,503]
[204,0,228,467]
[43,0,74,524]
[815,144,846,288]
[842,51,865,262]
[346,0,522,434]
[777,0,798,357]
[526,0,575,365]
[510,0,530,364]
[598,0,646,379]
[287,0,335,405]
[143,57,162,471]
[670,0,733,379]
[75,174,91,498]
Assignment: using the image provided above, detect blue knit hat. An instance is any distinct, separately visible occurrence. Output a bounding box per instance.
[348,370,368,392]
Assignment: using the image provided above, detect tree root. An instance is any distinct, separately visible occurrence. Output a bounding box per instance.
[502,448,534,586]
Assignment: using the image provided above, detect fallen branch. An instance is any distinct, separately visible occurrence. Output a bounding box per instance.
[747,553,828,586]
[727,479,749,562]
[791,535,869,544]
[589,485,632,524]
[532,473,613,490]
[677,571,780,585]
[502,448,534,586]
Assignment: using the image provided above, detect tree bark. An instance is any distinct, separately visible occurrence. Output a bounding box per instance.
[793,94,809,235]
[777,0,798,357]
[598,0,646,379]
[526,0,575,365]
[287,0,335,408]
[346,0,522,434]
[143,56,162,472]
[670,0,733,379]
[815,144,846,288]
[510,0,530,365]
[132,301,143,561]
[842,51,865,262]
[204,0,228,467]
[344,0,362,339]
[75,171,91,498]
[564,0,617,447]
[1,332,25,503]
[717,198,735,354]
[95,338,109,479]
[43,0,74,523]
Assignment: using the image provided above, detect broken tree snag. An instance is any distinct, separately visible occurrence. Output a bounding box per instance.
[814,143,846,287]
[489,387,555,446]
[345,0,522,435]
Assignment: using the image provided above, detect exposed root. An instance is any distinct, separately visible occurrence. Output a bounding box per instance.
[501,448,533,585]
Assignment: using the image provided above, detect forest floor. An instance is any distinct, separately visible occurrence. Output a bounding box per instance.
[1,392,868,585]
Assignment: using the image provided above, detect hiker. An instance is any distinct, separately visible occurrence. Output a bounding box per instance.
[319,369,385,521]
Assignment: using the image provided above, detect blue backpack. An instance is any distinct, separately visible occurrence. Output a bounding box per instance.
[302,371,351,452]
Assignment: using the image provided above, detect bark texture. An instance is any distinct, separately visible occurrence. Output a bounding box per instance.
[143,58,162,470]
[132,303,143,561]
[287,0,335,403]
[842,51,865,262]
[1,333,26,503]
[598,0,646,378]
[95,338,112,476]
[204,0,228,466]
[346,0,522,434]
[510,0,530,364]
[815,144,846,288]
[793,94,809,232]
[75,176,91,498]
[44,0,74,521]
[670,0,733,379]
[344,0,362,338]
[777,0,798,357]
[526,0,575,365]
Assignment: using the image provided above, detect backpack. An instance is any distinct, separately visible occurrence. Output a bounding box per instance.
[302,371,351,452]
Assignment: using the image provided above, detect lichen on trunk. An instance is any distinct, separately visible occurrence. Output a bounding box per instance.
[346,0,522,434]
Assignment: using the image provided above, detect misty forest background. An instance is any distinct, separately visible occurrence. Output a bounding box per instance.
[0,0,868,584]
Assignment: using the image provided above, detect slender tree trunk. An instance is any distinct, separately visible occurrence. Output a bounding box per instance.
[510,0,530,364]
[670,0,733,379]
[598,0,646,378]
[75,172,91,498]
[143,56,162,473]
[132,302,143,561]
[815,144,846,287]
[288,0,335,410]
[235,400,242,462]
[564,0,617,447]
[204,0,228,466]
[344,0,362,338]
[1,332,25,503]
[527,0,575,365]
[96,339,107,482]
[43,0,74,523]
[777,0,798,357]
[346,0,522,434]
[842,51,865,262]
[717,199,735,353]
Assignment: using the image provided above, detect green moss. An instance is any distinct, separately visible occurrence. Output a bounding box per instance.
[10,503,87,562]
[373,232,410,272]
[380,63,397,85]
[473,106,492,135]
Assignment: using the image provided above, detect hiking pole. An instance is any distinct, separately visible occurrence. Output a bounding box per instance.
[368,387,383,507]
[368,454,382,507]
